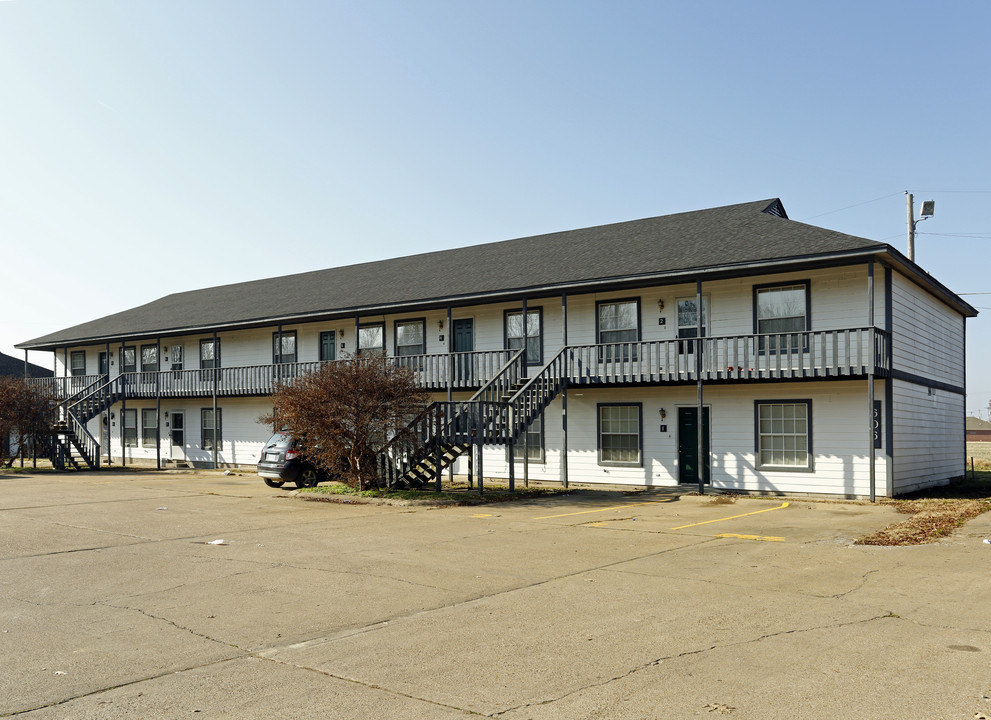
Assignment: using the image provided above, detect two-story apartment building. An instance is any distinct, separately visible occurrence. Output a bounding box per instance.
[18,199,976,497]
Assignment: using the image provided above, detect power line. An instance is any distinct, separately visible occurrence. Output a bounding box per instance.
[801,192,903,221]
[917,232,991,239]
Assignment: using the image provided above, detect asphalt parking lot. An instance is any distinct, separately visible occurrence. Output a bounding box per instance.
[2,470,990,719]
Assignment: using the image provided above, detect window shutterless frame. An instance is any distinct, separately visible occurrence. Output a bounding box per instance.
[753,280,811,354]
[199,338,220,369]
[120,346,137,374]
[357,323,385,357]
[123,408,138,447]
[509,412,545,463]
[69,351,86,376]
[272,330,297,364]
[201,407,223,452]
[504,307,543,366]
[595,298,641,362]
[596,403,643,467]
[393,318,426,356]
[753,399,814,472]
[140,344,159,372]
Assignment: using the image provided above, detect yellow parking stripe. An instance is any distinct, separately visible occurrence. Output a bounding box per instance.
[534,498,673,520]
[669,502,790,530]
[715,533,785,542]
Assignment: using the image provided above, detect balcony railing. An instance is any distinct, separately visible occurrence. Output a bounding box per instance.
[28,329,889,404]
[568,328,889,384]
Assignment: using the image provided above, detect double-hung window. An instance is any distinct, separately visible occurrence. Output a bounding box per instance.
[597,299,640,361]
[70,351,86,376]
[272,331,297,364]
[201,408,222,451]
[511,413,544,462]
[394,320,426,356]
[598,404,642,466]
[199,339,219,369]
[677,296,708,354]
[123,409,137,447]
[505,308,542,366]
[755,400,811,469]
[121,346,137,374]
[141,408,157,447]
[755,282,809,353]
[358,324,385,357]
[140,345,158,373]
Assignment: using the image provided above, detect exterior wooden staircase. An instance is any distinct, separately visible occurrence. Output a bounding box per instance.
[49,375,125,470]
[377,347,571,490]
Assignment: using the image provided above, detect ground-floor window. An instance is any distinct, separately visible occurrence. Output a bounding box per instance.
[598,404,641,466]
[511,413,544,462]
[755,400,811,469]
[141,408,157,447]
[123,409,137,447]
[202,408,223,451]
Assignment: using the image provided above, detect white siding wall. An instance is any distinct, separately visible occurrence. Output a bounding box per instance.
[891,272,965,385]
[99,397,273,468]
[891,379,965,494]
[470,380,889,497]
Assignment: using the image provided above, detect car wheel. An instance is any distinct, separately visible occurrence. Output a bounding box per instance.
[263,478,285,488]
[296,466,319,488]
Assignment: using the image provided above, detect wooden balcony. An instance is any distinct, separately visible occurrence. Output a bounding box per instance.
[567,328,890,385]
[29,350,517,400]
[29,329,890,404]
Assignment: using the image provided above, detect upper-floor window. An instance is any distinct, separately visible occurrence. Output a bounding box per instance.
[170,345,184,371]
[597,299,640,361]
[200,339,220,369]
[395,320,426,357]
[121,346,137,374]
[319,331,336,362]
[70,351,86,376]
[505,308,542,366]
[677,296,709,355]
[140,344,158,372]
[754,281,809,352]
[272,331,297,364]
[358,323,385,357]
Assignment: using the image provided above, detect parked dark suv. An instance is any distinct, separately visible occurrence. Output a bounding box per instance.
[257,432,330,488]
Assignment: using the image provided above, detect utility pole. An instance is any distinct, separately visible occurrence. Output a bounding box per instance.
[905,191,935,262]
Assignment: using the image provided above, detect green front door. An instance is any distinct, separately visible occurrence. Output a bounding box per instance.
[678,407,710,485]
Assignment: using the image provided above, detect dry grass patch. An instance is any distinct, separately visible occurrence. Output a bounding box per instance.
[856,497,991,545]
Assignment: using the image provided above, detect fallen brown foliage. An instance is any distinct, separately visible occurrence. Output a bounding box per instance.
[855,498,991,546]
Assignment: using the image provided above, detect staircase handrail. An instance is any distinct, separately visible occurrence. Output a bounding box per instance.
[376,348,526,486]
[65,408,101,469]
[58,375,109,420]
[505,346,570,442]
[66,374,127,423]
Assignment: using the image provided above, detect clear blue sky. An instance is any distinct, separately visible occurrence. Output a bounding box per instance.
[2,1,989,416]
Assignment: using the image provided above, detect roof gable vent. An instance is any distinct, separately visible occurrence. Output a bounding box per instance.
[762,199,788,219]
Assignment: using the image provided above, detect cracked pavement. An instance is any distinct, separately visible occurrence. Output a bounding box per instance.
[1,471,990,719]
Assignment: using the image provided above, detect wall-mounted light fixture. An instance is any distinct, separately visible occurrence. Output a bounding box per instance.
[110,412,116,420]
[164,411,169,418]
[163,346,169,352]
[438,319,444,329]
[657,299,665,312]
[659,408,666,420]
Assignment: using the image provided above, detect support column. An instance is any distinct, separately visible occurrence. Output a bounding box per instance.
[447,305,454,484]
[521,296,528,379]
[156,338,161,471]
[212,331,218,470]
[105,342,111,466]
[867,260,876,502]
[476,404,484,495]
[561,292,569,489]
[696,279,705,495]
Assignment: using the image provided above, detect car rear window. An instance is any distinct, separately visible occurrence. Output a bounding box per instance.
[265,433,291,450]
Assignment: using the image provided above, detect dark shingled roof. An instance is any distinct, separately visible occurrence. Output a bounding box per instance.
[17,198,952,349]
[0,352,53,378]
